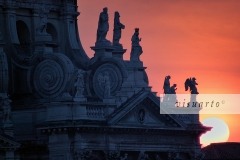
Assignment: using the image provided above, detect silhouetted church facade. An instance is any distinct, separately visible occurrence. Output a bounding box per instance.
[0,0,209,159]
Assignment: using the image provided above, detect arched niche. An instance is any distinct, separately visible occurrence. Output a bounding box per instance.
[16,20,31,56]
[46,23,58,42]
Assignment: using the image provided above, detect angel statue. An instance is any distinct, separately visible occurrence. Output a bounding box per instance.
[184,77,199,94]
[185,77,199,102]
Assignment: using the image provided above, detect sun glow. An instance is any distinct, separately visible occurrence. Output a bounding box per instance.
[200,117,230,147]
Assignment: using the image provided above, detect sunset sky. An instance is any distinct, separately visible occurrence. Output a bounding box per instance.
[77,0,240,142]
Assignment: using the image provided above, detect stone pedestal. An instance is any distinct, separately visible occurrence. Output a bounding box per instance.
[112,45,127,59]
[34,35,56,54]
[73,97,87,102]
[122,61,148,89]
[95,40,111,47]
[91,45,115,58]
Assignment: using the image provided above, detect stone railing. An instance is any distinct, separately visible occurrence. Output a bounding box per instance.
[45,103,116,122]
[86,106,104,118]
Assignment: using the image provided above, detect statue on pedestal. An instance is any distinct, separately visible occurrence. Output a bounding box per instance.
[163,76,178,102]
[163,75,171,94]
[185,77,199,102]
[130,28,143,61]
[97,71,111,99]
[113,11,125,46]
[163,75,171,101]
[96,7,110,45]
[170,84,177,101]
[170,84,177,94]
[185,77,199,94]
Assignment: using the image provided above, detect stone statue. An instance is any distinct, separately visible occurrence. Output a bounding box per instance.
[1,95,12,123]
[185,77,199,102]
[163,75,171,101]
[96,7,110,43]
[113,11,125,46]
[163,75,171,94]
[130,28,143,61]
[185,77,199,94]
[169,84,177,101]
[170,84,177,94]
[97,71,111,99]
[74,69,85,98]
[103,71,111,99]
[36,4,50,35]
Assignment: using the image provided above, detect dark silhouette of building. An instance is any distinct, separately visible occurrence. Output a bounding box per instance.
[0,0,210,159]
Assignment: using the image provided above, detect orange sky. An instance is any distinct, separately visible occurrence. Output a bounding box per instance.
[77,0,240,142]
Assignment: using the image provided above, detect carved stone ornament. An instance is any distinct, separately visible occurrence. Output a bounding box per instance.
[33,53,74,98]
[137,108,145,123]
[74,69,85,98]
[93,63,122,99]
